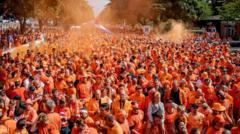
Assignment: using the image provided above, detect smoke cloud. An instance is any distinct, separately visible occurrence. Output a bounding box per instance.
[154,20,191,44]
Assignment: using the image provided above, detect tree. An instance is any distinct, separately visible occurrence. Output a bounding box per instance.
[210,0,227,15]
[218,0,240,20]
[34,0,63,30]
[5,0,34,33]
[195,0,213,19]
[99,0,154,24]
[99,0,212,25]
[154,0,212,21]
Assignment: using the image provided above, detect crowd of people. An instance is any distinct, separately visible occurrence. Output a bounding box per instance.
[0,27,239,134]
[0,27,64,52]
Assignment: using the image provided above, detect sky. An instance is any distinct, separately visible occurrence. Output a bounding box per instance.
[87,0,110,16]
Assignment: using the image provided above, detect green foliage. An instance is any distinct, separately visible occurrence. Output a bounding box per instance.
[100,0,213,24]
[195,0,213,19]
[218,0,240,20]
[6,0,34,20]
[3,0,94,32]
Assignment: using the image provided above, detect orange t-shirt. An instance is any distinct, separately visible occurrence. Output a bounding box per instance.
[187,112,206,133]
[71,126,98,134]
[14,128,28,134]
[129,93,145,110]
[10,87,26,101]
[0,124,9,134]
[38,123,60,134]
[55,80,68,93]
[86,98,99,116]
[165,111,177,134]
[66,87,77,96]
[206,127,224,134]
[4,119,16,134]
[128,110,144,134]
[47,112,61,130]
[107,122,123,134]
[120,120,130,134]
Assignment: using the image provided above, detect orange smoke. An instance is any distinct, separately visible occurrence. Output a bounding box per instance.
[155,20,191,44]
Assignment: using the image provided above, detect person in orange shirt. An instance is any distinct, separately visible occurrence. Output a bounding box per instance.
[105,114,123,134]
[43,70,54,94]
[127,78,137,96]
[0,108,9,134]
[10,81,26,101]
[14,118,29,134]
[38,93,50,113]
[94,103,110,133]
[128,101,144,134]
[54,97,71,120]
[162,81,172,102]
[0,124,8,134]
[68,94,82,121]
[21,99,38,130]
[198,103,213,124]
[215,90,233,121]
[210,102,233,126]
[76,78,90,100]
[71,119,98,134]
[205,115,225,134]
[86,90,102,117]
[116,110,130,134]
[164,100,177,134]
[111,90,131,116]
[179,79,190,95]
[80,108,94,127]
[46,100,61,131]
[159,67,172,83]
[54,75,68,94]
[187,104,207,133]
[25,86,41,111]
[0,67,7,84]
[201,78,215,105]
[129,85,145,111]
[30,113,59,134]
[66,82,76,96]
[187,88,205,110]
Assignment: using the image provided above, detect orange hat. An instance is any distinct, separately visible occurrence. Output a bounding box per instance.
[214,115,225,123]
[212,103,226,112]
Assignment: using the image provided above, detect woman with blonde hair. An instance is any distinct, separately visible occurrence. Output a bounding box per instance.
[146,92,165,134]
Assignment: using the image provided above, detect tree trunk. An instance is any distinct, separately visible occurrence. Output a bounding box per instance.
[38,19,43,32]
[20,18,26,34]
